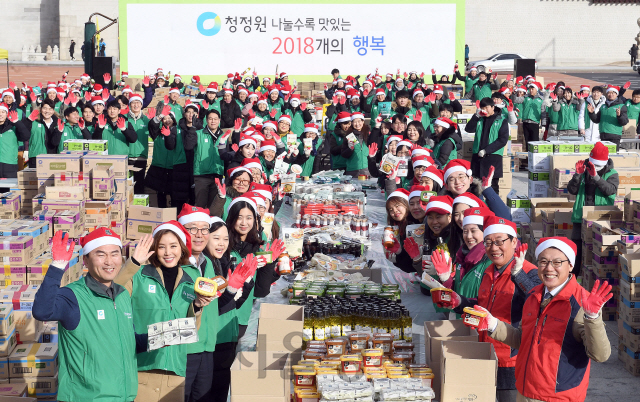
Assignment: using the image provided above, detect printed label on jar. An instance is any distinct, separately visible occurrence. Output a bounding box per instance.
[342,362,358,372]
[342,325,352,336]
[331,326,341,338]
[351,340,367,350]
[303,328,313,341]
[403,327,412,341]
[390,328,401,341]
[463,314,481,327]
[383,229,395,243]
[314,328,325,341]
[355,324,362,331]
[328,344,343,355]
[296,375,313,385]
[364,356,382,366]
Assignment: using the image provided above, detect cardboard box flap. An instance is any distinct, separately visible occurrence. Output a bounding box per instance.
[441,341,497,384]
[230,351,291,397]
[258,304,303,321]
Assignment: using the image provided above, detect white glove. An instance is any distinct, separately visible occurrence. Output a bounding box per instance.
[511,244,528,276]
[475,305,499,332]
[478,150,486,158]
[422,257,436,276]
[23,150,29,162]
[234,288,244,301]
[256,255,267,269]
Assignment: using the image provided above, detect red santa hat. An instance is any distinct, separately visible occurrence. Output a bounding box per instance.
[279,72,288,78]
[248,92,258,100]
[412,155,432,169]
[237,87,248,96]
[153,220,194,263]
[206,83,218,92]
[249,183,273,201]
[483,216,517,239]
[259,139,276,153]
[411,145,432,157]
[121,85,133,94]
[500,87,511,95]
[223,88,234,95]
[280,85,292,95]
[91,96,104,106]
[80,227,123,255]
[257,93,268,106]
[347,89,360,99]
[443,159,472,182]
[268,85,280,95]
[81,74,90,79]
[387,188,410,202]
[409,185,429,200]
[1,89,14,101]
[412,88,424,99]
[0,103,8,113]
[157,67,164,74]
[462,207,494,227]
[589,142,609,167]
[245,191,266,208]
[251,132,265,143]
[241,157,263,171]
[434,117,457,130]
[535,237,577,266]
[169,87,180,95]
[469,66,478,72]
[278,114,292,125]
[397,140,413,150]
[226,166,251,178]
[178,204,212,226]
[228,196,257,213]
[453,192,487,209]
[192,75,200,83]
[238,134,257,148]
[606,85,620,94]
[46,81,57,88]
[351,112,365,121]
[174,74,182,81]
[425,195,454,215]
[304,123,318,133]
[422,166,444,187]
[263,120,277,132]
[336,111,351,123]
[227,73,234,79]
[432,85,444,95]
[375,88,386,97]
[262,76,271,82]
[386,135,403,147]
[580,85,591,92]
[129,94,143,104]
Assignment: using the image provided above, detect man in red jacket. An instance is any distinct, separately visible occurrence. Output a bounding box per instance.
[467,237,612,402]
[434,216,540,402]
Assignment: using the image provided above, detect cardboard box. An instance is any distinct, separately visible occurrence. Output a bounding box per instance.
[528,141,553,154]
[35,154,82,178]
[623,119,637,139]
[527,152,550,173]
[506,194,531,209]
[92,165,115,200]
[127,206,177,222]
[53,211,83,238]
[0,307,13,338]
[621,279,640,301]
[582,207,624,241]
[62,139,108,154]
[0,358,8,379]
[84,201,112,227]
[82,154,128,178]
[619,345,640,376]
[554,168,575,188]
[0,326,16,358]
[0,383,28,397]
[510,207,531,224]
[440,341,497,402]
[126,219,163,240]
[230,351,291,402]
[8,344,57,378]
[498,173,512,189]
[621,320,640,352]
[13,311,44,345]
[620,296,640,325]
[132,194,150,206]
[0,237,34,267]
[528,197,571,223]
[257,304,303,352]
[424,320,478,398]
[11,373,57,400]
[16,169,38,190]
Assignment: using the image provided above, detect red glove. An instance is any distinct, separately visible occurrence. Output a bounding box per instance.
[453,64,459,72]
[300,102,307,111]
[28,109,40,121]
[492,73,498,80]
[215,178,226,196]
[164,95,170,104]
[64,96,71,106]
[227,254,259,289]
[253,70,258,77]
[550,93,557,101]
[475,100,481,109]
[384,237,401,254]
[68,92,78,105]
[586,161,596,177]
[103,73,111,84]
[506,74,512,82]
[57,118,64,132]
[433,289,462,309]
[57,93,65,103]
[231,144,239,152]
[102,88,109,101]
[51,230,74,263]
[431,69,436,75]
[397,68,400,75]
[624,81,631,90]
[269,108,277,118]
[84,91,91,102]
[582,280,613,318]
[143,76,150,87]
[117,117,126,130]
[234,118,242,130]
[465,305,498,332]
[29,91,36,102]
[432,249,453,282]
[78,118,85,130]
[97,114,107,128]
[415,110,423,122]
[363,88,370,97]
[339,96,346,105]
[386,83,392,91]
[368,143,378,157]
[482,166,495,189]
[575,160,585,175]
[199,84,205,93]
[284,93,290,102]
[8,81,16,90]
[449,92,456,101]
[6,111,18,123]
[161,126,171,137]
[403,72,408,78]
[161,105,171,117]
[248,109,255,119]
[324,83,328,91]
[147,108,156,119]
[507,100,514,112]
[268,239,286,260]
[403,238,422,260]
[202,100,210,110]
[420,72,425,78]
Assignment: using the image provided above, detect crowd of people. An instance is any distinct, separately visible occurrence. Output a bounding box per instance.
[0,64,626,401]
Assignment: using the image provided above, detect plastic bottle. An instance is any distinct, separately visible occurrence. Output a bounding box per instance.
[330,306,342,339]
[303,309,314,346]
[341,305,352,336]
[402,309,412,342]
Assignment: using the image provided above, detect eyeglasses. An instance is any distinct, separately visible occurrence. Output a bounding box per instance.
[483,238,510,248]
[537,259,569,268]
[233,179,251,185]
[185,227,211,235]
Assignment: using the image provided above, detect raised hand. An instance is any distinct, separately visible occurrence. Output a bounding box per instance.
[507,99,514,112]
[339,96,346,105]
[475,100,481,109]
[102,87,109,101]
[403,72,408,78]
[68,92,78,105]
[415,110,423,122]
[431,69,436,75]
[506,74,512,82]
[587,103,595,113]
[368,143,378,157]
[363,88,370,97]
[51,230,74,263]
[161,126,171,137]
[269,108,277,118]
[582,280,613,318]
[403,237,422,260]
[117,117,126,130]
[132,234,155,263]
[253,70,258,76]
[57,93,65,103]
[397,68,400,75]
[234,118,242,130]
[29,91,37,103]
[575,160,586,175]
[103,73,111,84]
[161,105,171,117]
[386,83,392,91]
[143,76,150,87]
[624,81,631,90]
[482,166,495,190]
[78,117,85,130]
[464,305,497,332]
[97,114,107,128]
[586,161,596,177]
[268,239,286,259]
[449,92,455,101]
[227,254,258,289]
[202,100,209,110]
[146,108,156,119]
[617,107,622,117]
[7,111,18,123]
[57,118,64,132]
[28,109,40,121]
[432,249,453,282]
[64,95,71,105]
[300,102,307,111]
[84,91,91,102]
[550,93,557,101]
[231,144,239,152]
[8,81,16,90]
[511,243,528,276]
[374,115,383,128]
[324,83,328,91]
[492,73,498,80]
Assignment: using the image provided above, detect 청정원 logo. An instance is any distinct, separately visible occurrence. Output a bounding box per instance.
[197,12,222,36]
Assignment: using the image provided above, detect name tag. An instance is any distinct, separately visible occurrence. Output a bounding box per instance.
[204,138,209,143]
[97,310,105,320]
[149,284,156,293]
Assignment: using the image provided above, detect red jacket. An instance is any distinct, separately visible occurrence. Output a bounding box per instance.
[516,277,591,402]
[476,258,539,368]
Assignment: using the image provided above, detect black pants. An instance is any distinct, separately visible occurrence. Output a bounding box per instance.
[632,55,637,66]
[0,162,18,179]
[238,324,248,340]
[194,174,221,211]
[522,121,539,151]
[128,158,147,194]
[211,342,237,402]
[571,223,583,277]
[600,132,620,150]
[185,351,214,402]
[491,177,499,194]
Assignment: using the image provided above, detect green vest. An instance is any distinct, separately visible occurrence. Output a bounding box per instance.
[58,123,84,153]
[298,138,323,177]
[131,265,196,377]
[625,100,640,123]
[150,132,173,169]
[330,132,346,169]
[290,110,306,136]
[59,277,138,402]
[455,255,491,300]
[369,105,380,125]
[0,125,19,165]
[233,231,268,326]
[473,115,505,155]
[464,76,480,94]
[102,123,130,156]
[235,99,245,110]
[193,127,224,176]
[268,98,284,115]
[556,101,580,131]
[260,156,275,180]
[407,105,432,128]
[345,140,368,172]
[433,137,457,166]
[221,197,232,221]
[472,82,492,101]
[171,127,187,166]
[182,257,219,353]
[599,103,624,135]
[127,114,150,158]
[28,121,48,159]
[169,102,183,123]
[521,96,543,123]
[546,106,559,125]
[571,169,616,223]
[206,99,222,114]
